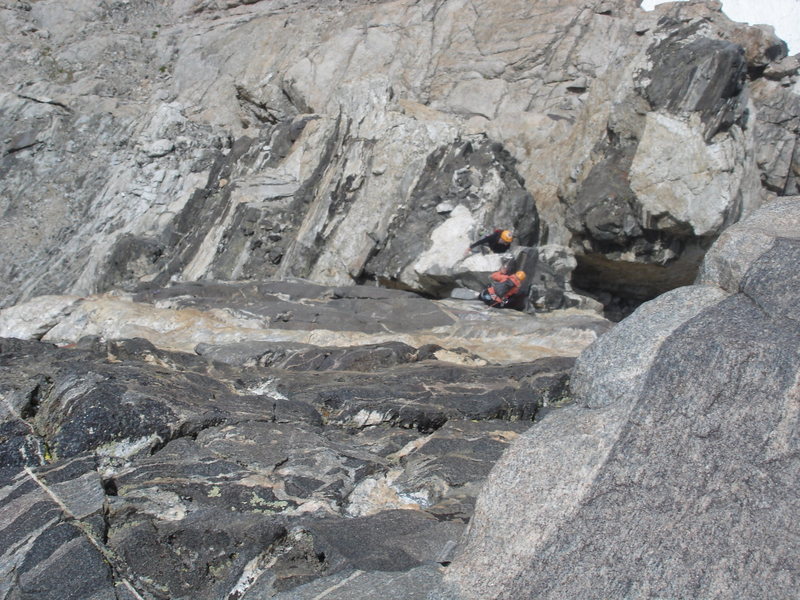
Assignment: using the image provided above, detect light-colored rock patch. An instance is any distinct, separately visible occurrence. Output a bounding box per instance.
[630,112,746,236]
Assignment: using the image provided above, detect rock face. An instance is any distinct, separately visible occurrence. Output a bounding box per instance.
[1,0,799,598]
[0,330,575,599]
[1,0,798,314]
[0,278,606,599]
[444,196,800,599]
[561,19,776,305]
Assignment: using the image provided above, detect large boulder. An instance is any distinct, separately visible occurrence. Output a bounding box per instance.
[557,2,797,313]
[444,196,800,599]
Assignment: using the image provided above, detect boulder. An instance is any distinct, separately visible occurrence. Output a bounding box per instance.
[444,196,800,599]
[557,3,795,311]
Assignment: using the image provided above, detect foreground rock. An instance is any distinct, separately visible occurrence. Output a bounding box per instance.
[445,197,800,599]
[0,282,582,600]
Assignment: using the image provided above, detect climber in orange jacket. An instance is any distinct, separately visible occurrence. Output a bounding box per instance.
[479,270,526,308]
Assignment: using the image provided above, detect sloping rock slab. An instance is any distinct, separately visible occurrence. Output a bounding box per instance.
[0,337,323,464]
[241,511,462,596]
[256,357,574,431]
[0,328,571,598]
[302,509,464,573]
[267,564,449,600]
[0,284,611,363]
[0,455,123,600]
[445,197,800,599]
[196,339,441,371]
[133,281,456,334]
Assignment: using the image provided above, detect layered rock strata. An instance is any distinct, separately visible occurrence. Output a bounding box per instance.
[1,0,798,313]
[0,280,607,599]
[0,330,574,599]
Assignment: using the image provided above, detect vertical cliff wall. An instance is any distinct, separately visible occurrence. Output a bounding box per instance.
[1,0,798,311]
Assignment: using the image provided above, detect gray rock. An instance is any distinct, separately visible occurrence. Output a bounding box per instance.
[1,0,797,310]
[745,81,800,197]
[445,197,800,599]
[143,138,175,158]
[526,244,579,312]
[133,280,457,334]
[301,509,464,573]
[375,419,533,521]
[0,323,573,598]
[645,37,747,141]
[697,196,800,293]
[449,287,479,300]
[363,138,538,297]
[764,54,800,80]
[1,1,799,598]
[269,356,574,431]
[267,564,450,600]
[196,339,434,371]
[556,6,797,311]
[0,457,121,600]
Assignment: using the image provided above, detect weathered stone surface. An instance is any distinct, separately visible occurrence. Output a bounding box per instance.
[135,280,458,334]
[445,197,800,599]
[0,456,123,600]
[1,1,799,598]
[363,139,538,296]
[0,314,571,598]
[526,244,605,313]
[763,54,800,81]
[107,442,289,600]
[748,80,800,197]
[553,3,795,310]
[1,0,797,311]
[697,196,800,293]
[344,419,532,519]
[0,336,313,465]
[257,357,575,431]
[301,509,463,572]
[645,37,748,141]
[196,339,435,371]
[0,295,82,341]
[268,564,448,600]
[0,281,611,363]
[629,112,745,236]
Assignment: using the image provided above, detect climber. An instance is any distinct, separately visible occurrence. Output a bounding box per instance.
[466,229,513,254]
[479,270,526,308]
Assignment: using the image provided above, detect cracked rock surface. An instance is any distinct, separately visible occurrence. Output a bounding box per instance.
[444,197,800,599]
[1,0,799,598]
[0,290,581,599]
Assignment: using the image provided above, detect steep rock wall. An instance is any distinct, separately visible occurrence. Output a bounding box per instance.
[0,0,798,312]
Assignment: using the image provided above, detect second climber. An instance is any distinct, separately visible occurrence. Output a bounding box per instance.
[479,269,526,308]
[466,229,513,254]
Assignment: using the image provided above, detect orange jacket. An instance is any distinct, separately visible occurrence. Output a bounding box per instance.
[487,272,522,304]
